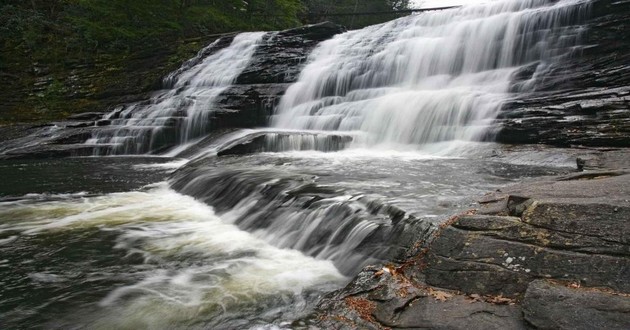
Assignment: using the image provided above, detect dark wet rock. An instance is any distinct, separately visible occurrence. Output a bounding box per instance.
[210,84,290,129]
[522,280,630,330]
[235,22,345,85]
[496,0,630,147]
[0,125,103,160]
[208,23,344,130]
[66,112,106,121]
[0,144,97,159]
[216,135,268,156]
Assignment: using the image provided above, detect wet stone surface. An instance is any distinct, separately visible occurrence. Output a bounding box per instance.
[304,162,630,329]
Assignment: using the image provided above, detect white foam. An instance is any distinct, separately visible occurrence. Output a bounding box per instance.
[0,183,345,327]
[271,0,589,155]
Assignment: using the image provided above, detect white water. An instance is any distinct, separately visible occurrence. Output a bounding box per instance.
[89,33,266,154]
[0,183,344,328]
[271,0,589,152]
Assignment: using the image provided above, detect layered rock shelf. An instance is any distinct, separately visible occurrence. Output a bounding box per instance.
[495,0,630,147]
[302,160,630,329]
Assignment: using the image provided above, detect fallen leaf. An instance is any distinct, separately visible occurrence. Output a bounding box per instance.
[428,288,453,302]
[488,295,515,305]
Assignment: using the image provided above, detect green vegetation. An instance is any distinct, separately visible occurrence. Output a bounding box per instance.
[0,0,410,124]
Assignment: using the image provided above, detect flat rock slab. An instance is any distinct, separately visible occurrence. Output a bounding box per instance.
[305,171,630,329]
[523,280,630,330]
[424,172,630,297]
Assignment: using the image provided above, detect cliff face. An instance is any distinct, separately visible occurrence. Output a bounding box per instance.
[495,0,630,147]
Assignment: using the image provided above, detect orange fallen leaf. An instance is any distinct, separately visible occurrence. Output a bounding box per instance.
[488,295,515,305]
[428,288,453,302]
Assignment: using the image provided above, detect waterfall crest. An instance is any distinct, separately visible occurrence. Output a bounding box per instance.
[89,32,266,155]
[271,0,590,152]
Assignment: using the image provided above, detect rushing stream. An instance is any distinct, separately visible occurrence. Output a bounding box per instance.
[0,0,593,328]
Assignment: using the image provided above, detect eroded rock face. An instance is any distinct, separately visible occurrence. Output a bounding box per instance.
[304,171,630,329]
[496,0,630,147]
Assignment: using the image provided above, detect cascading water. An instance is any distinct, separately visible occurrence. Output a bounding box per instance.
[271,0,590,152]
[88,32,266,155]
[171,0,594,275]
[165,0,594,278]
[0,1,601,328]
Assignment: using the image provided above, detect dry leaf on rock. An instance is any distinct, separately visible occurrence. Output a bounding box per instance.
[428,288,453,302]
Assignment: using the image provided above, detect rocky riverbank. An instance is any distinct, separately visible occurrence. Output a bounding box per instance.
[300,150,630,329]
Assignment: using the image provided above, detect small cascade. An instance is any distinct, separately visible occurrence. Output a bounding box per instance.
[89,32,266,155]
[171,166,433,275]
[270,0,590,152]
[213,130,355,156]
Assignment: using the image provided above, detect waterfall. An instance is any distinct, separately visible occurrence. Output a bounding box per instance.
[168,0,593,274]
[89,32,266,155]
[271,0,590,152]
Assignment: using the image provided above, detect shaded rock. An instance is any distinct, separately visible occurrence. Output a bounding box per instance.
[235,22,344,85]
[208,23,344,130]
[66,112,106,121]
[210,84,290,130]
[496,0,630,147]
[522,280,630,330]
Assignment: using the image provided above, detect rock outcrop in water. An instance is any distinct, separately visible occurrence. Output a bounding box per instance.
[303,165,630,329]
[204,22,346,132]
